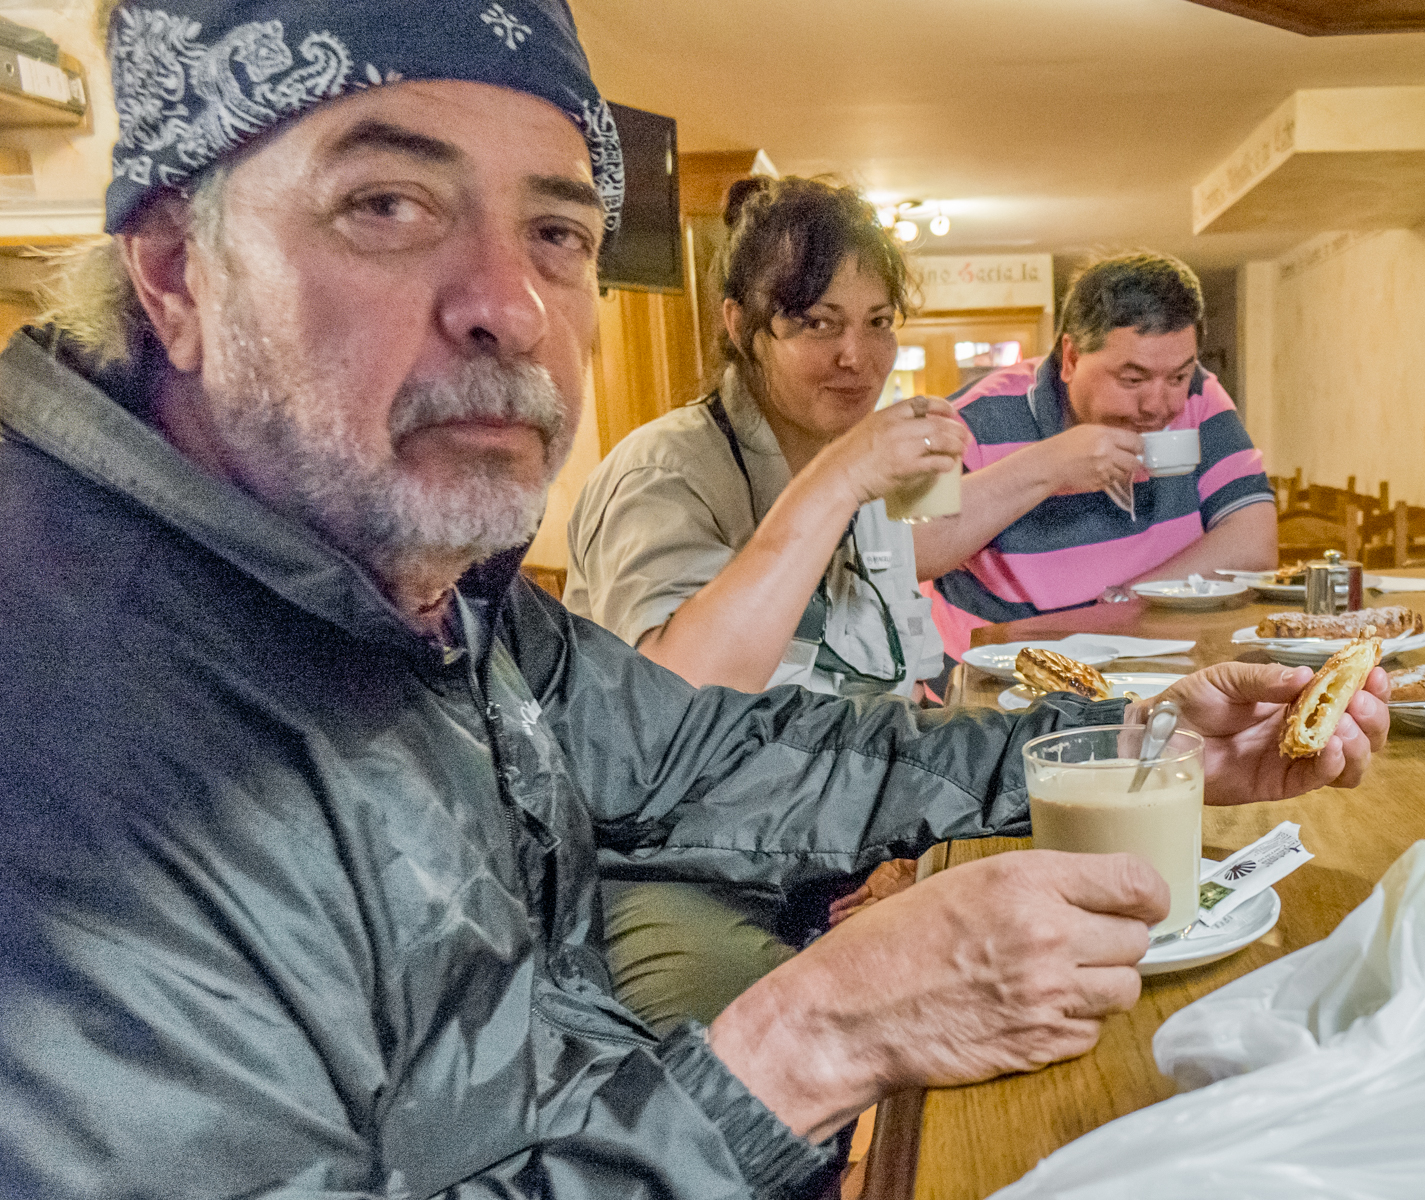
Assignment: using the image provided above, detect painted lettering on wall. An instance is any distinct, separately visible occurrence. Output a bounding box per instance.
[912,253,1055,312]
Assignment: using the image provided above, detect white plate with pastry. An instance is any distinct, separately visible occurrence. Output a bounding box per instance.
[1131,577,1248,609]
[1233,607,1425,666]
[961,640,1117,683]
[999,672,1184,710]
[1388,665,1425,731]
[1232,629,1425,667]
[1138,861,1281,977]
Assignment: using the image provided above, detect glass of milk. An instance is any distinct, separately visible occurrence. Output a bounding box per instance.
[1023,725,1205,941]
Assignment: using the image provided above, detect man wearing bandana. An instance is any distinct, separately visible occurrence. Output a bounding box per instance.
[0,3,1389,1197]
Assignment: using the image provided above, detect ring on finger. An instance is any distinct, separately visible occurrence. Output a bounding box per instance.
[909,395,929,418]
[924,436,933,452]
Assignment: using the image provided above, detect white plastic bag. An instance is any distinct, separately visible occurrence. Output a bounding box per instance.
[991,841,1425,1199]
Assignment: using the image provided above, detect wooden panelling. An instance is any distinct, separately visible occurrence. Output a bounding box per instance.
[590,285,702,458]
[1187,0,1425,35]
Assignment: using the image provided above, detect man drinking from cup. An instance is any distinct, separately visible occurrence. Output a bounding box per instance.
[915,252,1278,658]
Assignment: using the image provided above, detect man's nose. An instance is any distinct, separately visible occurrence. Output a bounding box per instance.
[1142,379,1180,422]
[437,231,549,357]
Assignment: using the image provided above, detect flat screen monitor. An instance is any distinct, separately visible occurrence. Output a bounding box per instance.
[598,102,683,293]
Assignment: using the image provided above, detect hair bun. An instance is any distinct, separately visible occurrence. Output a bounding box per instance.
[723,176,773,229]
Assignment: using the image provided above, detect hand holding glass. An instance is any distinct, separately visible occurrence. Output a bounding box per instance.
[1023,725,1204,941]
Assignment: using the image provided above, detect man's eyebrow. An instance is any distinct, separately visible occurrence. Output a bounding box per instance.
[528,174,603,210]
[1121,354,1197,375]
[325,120,461,165]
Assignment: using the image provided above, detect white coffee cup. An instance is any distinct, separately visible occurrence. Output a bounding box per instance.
[1139,428,1200,478]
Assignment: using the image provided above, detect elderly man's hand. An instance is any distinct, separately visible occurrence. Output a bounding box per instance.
[1130,661,1390,805]
[708,850,1167,1143]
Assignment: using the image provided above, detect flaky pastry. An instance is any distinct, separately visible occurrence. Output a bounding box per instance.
[1257,606,1422,641]
[1279,633,1382,759]
[1014,648,1113,701]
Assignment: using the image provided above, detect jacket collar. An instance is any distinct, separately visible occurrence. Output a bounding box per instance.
[0,328,519,655]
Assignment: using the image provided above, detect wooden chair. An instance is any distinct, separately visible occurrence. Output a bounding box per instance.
[1393,502,1425,568]
[1356,501,1425,569]
[1267,468,1305,513]
[1360,506,1399,569]
[1277,506,1360,565]
[520,563,567,600]
[1305,483,1379,523]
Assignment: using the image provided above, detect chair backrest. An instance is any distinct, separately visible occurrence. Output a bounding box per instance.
[1306,484,1378,523]
[1394,501,1425,568]
[1278,507,1358,563]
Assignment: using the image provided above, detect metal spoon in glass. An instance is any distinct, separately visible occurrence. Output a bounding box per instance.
[1129,699,1181,793]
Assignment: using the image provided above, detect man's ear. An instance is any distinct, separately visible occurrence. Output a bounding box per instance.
[1058,334,1079,385]
[115,195,205,374]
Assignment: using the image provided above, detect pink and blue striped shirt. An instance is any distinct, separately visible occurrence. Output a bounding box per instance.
[932,354,1272,659]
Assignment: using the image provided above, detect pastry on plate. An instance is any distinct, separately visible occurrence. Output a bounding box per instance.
[1280,634,1383,759]
[1256,606,1422,640]
[1272,561,1308,585]
[1389,663,1425,703]
[1014,648,1113,701]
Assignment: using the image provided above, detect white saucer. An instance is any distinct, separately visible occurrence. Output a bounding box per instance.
[1131,579,1248,609]
[1138,860,1281,977]
[1231,626,1425,667]
[998,672,1184,710]
[962,640,1118,683]
[1389,702,1425,733]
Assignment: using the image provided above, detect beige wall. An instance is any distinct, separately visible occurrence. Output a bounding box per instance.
[524,364,603,571]
[1241,226,1425,506]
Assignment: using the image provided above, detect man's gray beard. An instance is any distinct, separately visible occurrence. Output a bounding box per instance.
[211,345,572,573]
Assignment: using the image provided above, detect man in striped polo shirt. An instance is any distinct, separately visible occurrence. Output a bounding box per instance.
[914,252,1277,660]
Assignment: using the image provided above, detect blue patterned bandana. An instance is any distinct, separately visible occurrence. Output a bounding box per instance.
[103,0,622,234]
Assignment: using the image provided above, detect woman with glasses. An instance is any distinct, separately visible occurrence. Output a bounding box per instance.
[565,176,966,1035]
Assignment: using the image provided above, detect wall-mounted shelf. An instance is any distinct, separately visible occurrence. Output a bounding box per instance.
[0,201,102,247]
[0,48,86,128]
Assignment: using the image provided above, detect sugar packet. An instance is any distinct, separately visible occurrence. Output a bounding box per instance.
[1198,821,1313,927]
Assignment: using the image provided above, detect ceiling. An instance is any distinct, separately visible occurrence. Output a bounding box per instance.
[569,0,1425,271]
[1187,0,1425,37]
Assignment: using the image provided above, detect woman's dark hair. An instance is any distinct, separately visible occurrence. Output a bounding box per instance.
[719,177,910,388]
[1055,251,1204,358]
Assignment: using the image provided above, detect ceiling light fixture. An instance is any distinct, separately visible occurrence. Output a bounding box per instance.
[893,219,919,243]
[877,206,897,228]
[929,213,951,237]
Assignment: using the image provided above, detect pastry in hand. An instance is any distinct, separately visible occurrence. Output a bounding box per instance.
[1014,648,1113,701]
[1388,663,1425,703]
[1256,606,1422,640]
[1279,634,1383,759]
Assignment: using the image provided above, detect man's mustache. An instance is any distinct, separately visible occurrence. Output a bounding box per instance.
[388,358,566,449]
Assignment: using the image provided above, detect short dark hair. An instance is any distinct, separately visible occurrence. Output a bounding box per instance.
[719,177,910,385]
[1056,252,1204,357]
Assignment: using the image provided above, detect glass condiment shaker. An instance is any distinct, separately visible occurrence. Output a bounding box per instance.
[1304,549,1364,614]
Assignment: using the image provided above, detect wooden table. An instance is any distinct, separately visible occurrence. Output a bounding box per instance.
[862,574,1425,1200]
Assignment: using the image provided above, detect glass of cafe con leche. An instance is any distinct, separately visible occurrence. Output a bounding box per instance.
[1023,726,1205,941]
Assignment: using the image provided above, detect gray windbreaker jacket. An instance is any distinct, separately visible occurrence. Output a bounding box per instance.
[0,329,1124,1199]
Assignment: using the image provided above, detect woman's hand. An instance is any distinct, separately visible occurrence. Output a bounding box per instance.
[826,858,919,926]
[811,395,969,508]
